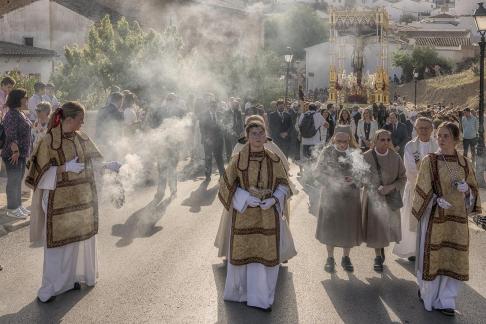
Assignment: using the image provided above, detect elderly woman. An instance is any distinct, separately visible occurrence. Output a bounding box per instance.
[356,108,378,151]
[2,89,32,219]
[314,125,364,273]
[412,122,481,317]
[362,129,406,272]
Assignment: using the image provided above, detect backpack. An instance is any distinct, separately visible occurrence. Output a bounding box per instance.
[299,112,318,138]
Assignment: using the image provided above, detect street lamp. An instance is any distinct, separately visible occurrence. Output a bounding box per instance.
[474,2,486,187]
[284,47,293,108]
[413,68,419,109]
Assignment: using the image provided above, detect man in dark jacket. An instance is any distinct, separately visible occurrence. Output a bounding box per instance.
[222,98,244,162]
[268,99,292,157]
[377,103,388,129]
[287,101,301,162]
[383,112,408,157]
[199,95,225,181]
[96,92,124,144]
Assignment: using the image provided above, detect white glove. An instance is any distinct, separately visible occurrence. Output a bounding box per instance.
[247,196,261,208]
[65,157,85,174]
[104,161,122,173]
[456,180,469,193]
[260,197,277,210]
[437,197,453,209]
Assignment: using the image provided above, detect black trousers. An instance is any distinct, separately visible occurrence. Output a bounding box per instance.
[463,138,477,159]
[223,134,235,163]
[3,157,26,210]
[204,140,225,178]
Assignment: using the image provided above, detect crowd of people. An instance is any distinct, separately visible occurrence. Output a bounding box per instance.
[213,97,481,316]
[0,74,482,317]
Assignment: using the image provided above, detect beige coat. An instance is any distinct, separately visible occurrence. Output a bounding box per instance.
[362,149,406,248]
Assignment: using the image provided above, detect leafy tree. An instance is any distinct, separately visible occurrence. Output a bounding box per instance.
[392,47,452,82]
[51,16,184,109]
[4,70,39,96]
[264,5,328,59]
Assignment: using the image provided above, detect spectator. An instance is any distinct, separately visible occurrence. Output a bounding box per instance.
[96,92,124,142]
[461,107,479,164]
[357,108,378,151]
[122,92,139,135]
[31,101,51,150]
[298,103,326,162]
[43,83,60,109]
[0,76,16,119]
[268,99,292,157]
[384,112,408,157]
[27,82,46,122]
[2,89,32,219]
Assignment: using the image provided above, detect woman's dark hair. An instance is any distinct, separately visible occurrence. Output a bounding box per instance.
[48,101,85,131]
[5,88,27,109]
[437,121,460,142]
[1,76,15,87]
[122,93,135,109]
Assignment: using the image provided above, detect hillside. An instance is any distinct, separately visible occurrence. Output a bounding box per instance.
[394,70,480,111]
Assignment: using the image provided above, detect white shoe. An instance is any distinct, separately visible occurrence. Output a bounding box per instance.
[19,206,31,215]
[6,208,27,219]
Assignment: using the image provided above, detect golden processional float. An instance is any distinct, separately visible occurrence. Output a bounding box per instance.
[328,7,390,105]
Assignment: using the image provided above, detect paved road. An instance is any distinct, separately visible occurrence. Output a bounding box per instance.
[0,164,486,323]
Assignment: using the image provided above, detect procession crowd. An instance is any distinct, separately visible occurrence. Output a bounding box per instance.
[0,74,482,318]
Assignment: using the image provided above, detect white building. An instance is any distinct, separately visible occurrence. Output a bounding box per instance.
[304,37,402,91]
[0,0,120,81]
[397,14,477,65]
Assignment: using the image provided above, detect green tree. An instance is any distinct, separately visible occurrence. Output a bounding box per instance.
[51,15,184,109]
[392,47,452,82]
[4,70,39,96]
[264,5,328,59]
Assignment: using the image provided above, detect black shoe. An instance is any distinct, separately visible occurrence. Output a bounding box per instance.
[247,305,272,312]
[325,257,336,273]
[73,282,81,290]
[438,308,455,317]
[0,265,2,271]
[341,256,354,272]
[374,256,384,272]
[37,296,56,303]
[380,248,385,262]
[408,256,416,262]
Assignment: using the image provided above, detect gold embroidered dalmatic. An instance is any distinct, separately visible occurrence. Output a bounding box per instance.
[26,126,102,248]
[412,153,481,281]
[218,144,291,267]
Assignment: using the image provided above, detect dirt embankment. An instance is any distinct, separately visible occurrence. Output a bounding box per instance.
[393,70,480,111]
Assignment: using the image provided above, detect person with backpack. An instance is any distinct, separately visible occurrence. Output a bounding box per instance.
[297,103,326,162]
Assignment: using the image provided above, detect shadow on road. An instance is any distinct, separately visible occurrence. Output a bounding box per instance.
[322,266,467,324]
[396,258,486,323]
[181,181,218,213]
[0,286,93,324]
[111,196,174,247]
[212,263,299,323]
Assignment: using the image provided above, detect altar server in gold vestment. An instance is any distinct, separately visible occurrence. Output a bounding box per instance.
[218,119,296,312]
[26,102,120,303]
[412,122,481,317]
